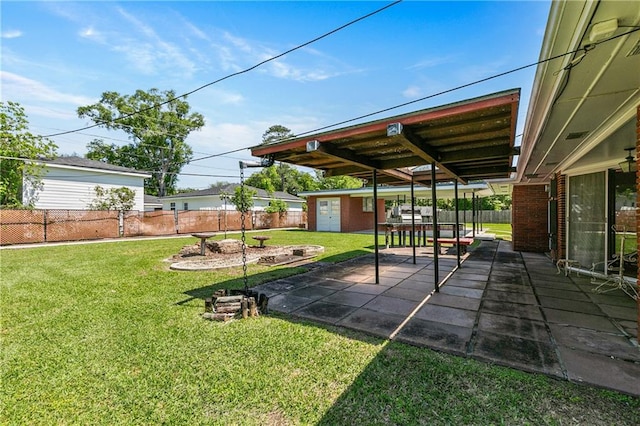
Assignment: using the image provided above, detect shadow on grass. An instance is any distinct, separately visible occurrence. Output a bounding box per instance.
[177,244,640,424]
[178,249,374,305]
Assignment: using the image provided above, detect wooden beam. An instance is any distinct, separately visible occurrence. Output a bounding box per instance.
[395,127,467,184]
[440,145,520,163]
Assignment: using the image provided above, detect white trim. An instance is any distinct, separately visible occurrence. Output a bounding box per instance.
[36,162,150,179]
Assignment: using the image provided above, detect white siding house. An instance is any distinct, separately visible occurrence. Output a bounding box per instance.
[23,156,150,211]
[160,184,305,212]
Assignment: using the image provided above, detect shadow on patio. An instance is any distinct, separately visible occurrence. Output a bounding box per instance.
[251,241,640,397]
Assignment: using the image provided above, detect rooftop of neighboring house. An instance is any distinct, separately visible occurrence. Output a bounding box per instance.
[159,183,304,202]
[39,156,150,176]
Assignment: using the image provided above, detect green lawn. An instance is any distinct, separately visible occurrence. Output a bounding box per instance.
[1,230,638,425]
[466,222,513,241]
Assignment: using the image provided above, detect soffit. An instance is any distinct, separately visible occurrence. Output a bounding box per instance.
[251,89,520,186]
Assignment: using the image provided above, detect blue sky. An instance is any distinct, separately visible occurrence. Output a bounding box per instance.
[1,1,550,189]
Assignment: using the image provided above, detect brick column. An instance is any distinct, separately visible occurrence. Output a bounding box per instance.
[556,173,566,260]
[512,184,549,252]
[636,104,640,341]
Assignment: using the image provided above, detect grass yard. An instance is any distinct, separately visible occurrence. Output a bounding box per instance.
[467,222,513,241]
[1,230,638,425]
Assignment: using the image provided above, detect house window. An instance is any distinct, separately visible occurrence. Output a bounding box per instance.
[170,202,176,211]
[183,202,189,210]
[363,197,374,212]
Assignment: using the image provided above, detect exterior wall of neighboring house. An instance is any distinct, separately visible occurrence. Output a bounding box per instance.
[23,163,147,211]
[511,185,549,252]
[160,190,305,212]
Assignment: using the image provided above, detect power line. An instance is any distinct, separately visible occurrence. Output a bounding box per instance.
[41,1,403,138]
[0,155,241,179]
[188,26,640,162]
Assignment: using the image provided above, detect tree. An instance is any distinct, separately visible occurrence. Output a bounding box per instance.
[316,171,363,190]
[209,181,233,192]
[231,185,256,213]
[265,199,288,215]
[261,124,294,145]
[245,163,320,195]
[78,89,204,197]
[0,101,58,208]
[89,185,136,211]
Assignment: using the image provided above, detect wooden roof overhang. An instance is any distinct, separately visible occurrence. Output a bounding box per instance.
[251,89,520,185]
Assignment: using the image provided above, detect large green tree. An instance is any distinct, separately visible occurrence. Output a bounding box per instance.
[0,101,58,208]
[245,162,320,195]
[315,171,363,190]
[78,89,204,196]
[261,124,294,145]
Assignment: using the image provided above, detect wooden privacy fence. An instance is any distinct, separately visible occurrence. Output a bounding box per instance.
[0,209,307,246]
[438,209,512,224]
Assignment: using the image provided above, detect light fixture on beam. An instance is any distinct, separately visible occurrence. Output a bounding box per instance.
[387,122,403,137]
[619,148,637,173]
[589,18,618,43]
[306,140,320,152]
[239,156,274,169]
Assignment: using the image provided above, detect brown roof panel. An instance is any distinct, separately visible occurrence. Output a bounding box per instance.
[251,89,520,185]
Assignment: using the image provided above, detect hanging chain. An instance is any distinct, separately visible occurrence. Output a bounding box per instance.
[240,165,249,293]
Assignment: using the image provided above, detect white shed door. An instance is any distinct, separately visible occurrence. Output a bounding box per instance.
[317,198,341,232]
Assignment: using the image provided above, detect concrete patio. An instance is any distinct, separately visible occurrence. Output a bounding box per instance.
[253,240,640,397]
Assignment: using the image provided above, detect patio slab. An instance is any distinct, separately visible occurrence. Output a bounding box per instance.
[261,240,639,396]
[362,295,421,317]
[336,308,406,339]
[472,331,563,377]
[428,292,482,311]
[438,285,484,299]
[395,317,472,356]
[537,296,604,315]
[322,290,377,307]
[542,308,620,333]
[413,303,477,328]
[557,346,640,395]
[293,301,358,325]
[482,300,544,321]
[548,323,640,362]
[484,289,538,305]
[477,312,549,342]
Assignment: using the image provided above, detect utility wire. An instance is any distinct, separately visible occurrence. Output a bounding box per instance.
[188,26,640,162]
[42,0,403,138]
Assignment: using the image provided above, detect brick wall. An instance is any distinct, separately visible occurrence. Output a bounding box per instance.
[306,197,318,231]
[556,173,566,260]
[636,105,640,341]
[512,184,549,252]
[343,196,385,233]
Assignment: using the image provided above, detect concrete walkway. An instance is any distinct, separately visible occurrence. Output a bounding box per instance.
[253,240,640,396]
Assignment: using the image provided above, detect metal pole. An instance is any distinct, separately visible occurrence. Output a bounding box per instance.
[472,193,476,237]
[373,170,380,284]
[411,175,416,264]
[455,180,461,268]
[431,163,439,292]
[463,192,467,235]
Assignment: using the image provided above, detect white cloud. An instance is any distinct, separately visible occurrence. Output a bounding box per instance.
[1,71,96,106]
[1,30,23,39]
[189,122,259,153]
[456,58,509,83]
[114,7,197,77]
[402,85,423,98]
[407,55,454,70]
[79,26,104,43]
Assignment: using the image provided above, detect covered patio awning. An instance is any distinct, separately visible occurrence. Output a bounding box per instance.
[250,89,521,185]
